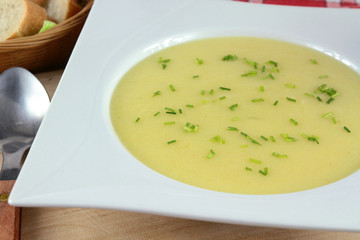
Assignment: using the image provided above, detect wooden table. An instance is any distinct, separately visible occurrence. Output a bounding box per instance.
[19,69,360,240]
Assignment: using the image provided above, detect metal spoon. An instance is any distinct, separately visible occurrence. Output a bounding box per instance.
[0,67,50,240]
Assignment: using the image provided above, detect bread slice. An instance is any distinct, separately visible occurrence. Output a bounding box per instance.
[0,0,47,41]
[28,0,48,7]
[45,0,82,23]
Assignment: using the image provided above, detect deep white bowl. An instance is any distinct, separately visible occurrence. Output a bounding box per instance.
[9,0,360,231]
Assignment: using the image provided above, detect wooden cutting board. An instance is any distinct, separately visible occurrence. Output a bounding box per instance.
[18,69,360,240]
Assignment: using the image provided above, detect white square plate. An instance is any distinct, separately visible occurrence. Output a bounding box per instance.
[9,0,360,231]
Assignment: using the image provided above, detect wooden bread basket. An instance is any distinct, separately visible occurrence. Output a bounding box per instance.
[0,0,93,73]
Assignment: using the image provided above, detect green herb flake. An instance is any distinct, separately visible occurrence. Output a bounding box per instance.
[207,149,215,159]
[167,140,176,144]
[241,132,261,145]
[322,112,333,118]
[316,96,323,102]
[227,126,239,131]
[169,84,176,92]
[222,54,238,61]
[153,90,161,97]
[219,96,226,100]
[184,122,199,133]
[251,98,264,103]
[164,121,175,125]
[304,93,315,98]
[165,107,176,112]
[344,126,351,133]
[259,167,269,176]
[195,58,204,65]
[310,59,318,64]
[243,57,258,69]
[186,104,194,108]
[302,134,320,144]
[259,86,265,92]
[209,89,215,95]
[201,90,206,95]
[245,167,253,171]
[326,97,335,104]
[261,136,268,141]
[158,57,171,69]
[193,75,199,78]
[280,134,297,142]
[261,65,266,73]
[232,116,240,121]
[290,118,298,126]
[249,158,262,164]
[154,112,160,117]
[273,100,279,106]
[269,136,276,142]
[241,70,258,77]
[272,152,288,158]
[268,73,275,80]
[286,97,296,102]
[179,108,182,114]
[135,117,140,123]
[210,134,226,144]
[285,83,296,88]
[318,75,328,79]
[266,60,278,67]
[219,86,231,91]
[229,104,239,111]
[332,117,337,124]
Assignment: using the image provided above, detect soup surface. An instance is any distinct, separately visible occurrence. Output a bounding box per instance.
[110,37,360,194]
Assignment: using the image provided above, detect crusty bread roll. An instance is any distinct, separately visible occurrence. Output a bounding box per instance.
[0,0,47,41]
[45,0,82,23]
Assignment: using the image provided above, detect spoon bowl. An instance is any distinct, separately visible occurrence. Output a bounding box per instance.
[0,67,49,180]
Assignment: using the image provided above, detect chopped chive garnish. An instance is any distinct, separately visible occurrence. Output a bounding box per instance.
[219,86,231,91]
[249,158,262,164]
[241,132,261,145]
[290,118,298,126]
[317,84,337,97]
[158,57,171,69]
[272,152,288,158]
[167,140,176,144]
[304,93,315,98]
[195,58,204,65]
[310,59,318,64]
[301,134,319,144]
[227,126,239,131]
[184,122,199,133]
[207,149,215,159]
[322,112,333,118]
[259,86,265,92]
[222,54,238,61]
[166,112,176,115]
[153,90,161,97]
[326,97,335,104]
[154,112,160,116]
[251,98,264,102]
[245,167,253,171]
[243,57,258,69]
[316,96,323,102]
[261,65,266,73]
[318,75,328,79]
[285,83,296,88]
[232,116,240,121]
[286,97,296,102]
[344,126,351,133]
[280,134,297,142]
[273,100,279,106]
[165,107,176,112]
[179,108,182,114]
[259,167,269,176]
[202,100,207,104]
[269,136,275,142]
[266,60,278,67]
[219,96,226,100]
[229,104,238,111]
[268,74,275,80]
[186,104,194,108]
[164,121,175,125]
[210,135,226,144]
[193,75,199,78]
[135,117,140,123]
[169,84,176,92]
[261,136,268,141]
[241,70,258,77]
[209,89,214,95]
[201,90,206,95]
[332,117,337,124]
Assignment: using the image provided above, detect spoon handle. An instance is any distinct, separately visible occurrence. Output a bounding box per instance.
[0,180,20,240]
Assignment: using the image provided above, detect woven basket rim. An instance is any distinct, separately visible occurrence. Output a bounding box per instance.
[0,0,93,47]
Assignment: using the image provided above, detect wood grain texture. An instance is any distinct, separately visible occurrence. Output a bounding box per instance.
[17,69,360,240]
[0,180,20,240]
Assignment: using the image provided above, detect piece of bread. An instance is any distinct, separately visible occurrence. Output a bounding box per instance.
[0,0,47,41]
[45,0,82,23]
[28,0,48,7]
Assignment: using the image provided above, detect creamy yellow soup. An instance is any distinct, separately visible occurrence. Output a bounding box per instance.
[110,37,360,194]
